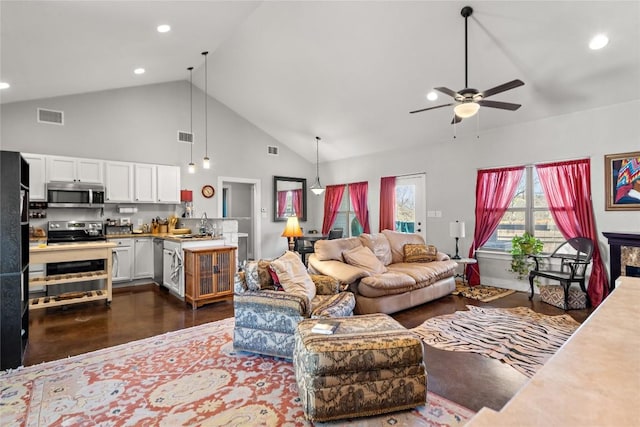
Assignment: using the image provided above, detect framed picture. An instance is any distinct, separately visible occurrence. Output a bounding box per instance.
[605,151,640,211]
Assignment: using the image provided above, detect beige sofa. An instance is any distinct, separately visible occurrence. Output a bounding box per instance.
[308,230,458,314]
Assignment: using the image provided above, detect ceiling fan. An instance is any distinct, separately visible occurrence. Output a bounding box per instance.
[410,6,524,123]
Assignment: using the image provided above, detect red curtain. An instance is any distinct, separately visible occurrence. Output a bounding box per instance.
[292,189,303,217]
[536,159,609,307]
[321,184,346,234]
[348,182,371,233]
[467,166,525,285]
[379,176,396,232]
[277,191,288,217]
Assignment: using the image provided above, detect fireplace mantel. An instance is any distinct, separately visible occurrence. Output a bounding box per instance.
[602,232,640,289]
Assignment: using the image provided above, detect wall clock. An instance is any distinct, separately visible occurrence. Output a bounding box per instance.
[201,185,215,198]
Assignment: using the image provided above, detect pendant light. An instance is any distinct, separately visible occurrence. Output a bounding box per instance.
[310,136,325,195]
[187,66,196,174]
[201,51,210,169]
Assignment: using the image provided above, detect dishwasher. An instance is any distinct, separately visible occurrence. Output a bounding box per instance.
[153,238,164,285]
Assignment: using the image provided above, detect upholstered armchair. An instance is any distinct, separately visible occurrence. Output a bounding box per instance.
[233,252,355,359]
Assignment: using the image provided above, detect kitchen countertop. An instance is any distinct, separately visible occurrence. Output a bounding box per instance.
[30,233,227,244]
[30,241,117,252]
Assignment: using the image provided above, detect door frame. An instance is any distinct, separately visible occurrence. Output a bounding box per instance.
[217,176,261,260]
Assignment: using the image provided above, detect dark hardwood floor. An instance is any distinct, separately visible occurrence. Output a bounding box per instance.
[24,283,593,413]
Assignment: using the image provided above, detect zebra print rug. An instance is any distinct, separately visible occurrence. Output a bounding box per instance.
[412,305,580,377]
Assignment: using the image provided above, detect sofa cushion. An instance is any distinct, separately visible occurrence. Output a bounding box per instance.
[311,292,356,318]
[388,260,458,284]
[343,245,388,274]
[359,233,393,265]
[271,251,316,303]
[360,271,416,291]
[403,244,438,263]
[382,230,426,264]
[308,256,370,283]
[314,237,362,261]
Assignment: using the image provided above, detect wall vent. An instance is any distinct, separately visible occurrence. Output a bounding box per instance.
[37,108,64,125]
[267,145,279,156]
[177,131,194,144]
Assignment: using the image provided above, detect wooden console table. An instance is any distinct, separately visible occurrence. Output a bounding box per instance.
[29,242,116,310]
[466,276,640,426]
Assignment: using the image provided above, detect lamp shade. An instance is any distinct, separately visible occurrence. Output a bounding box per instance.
[454,102,480,118]
[449,221,466,238]
[281,216,303,238]
[180,190,193,202]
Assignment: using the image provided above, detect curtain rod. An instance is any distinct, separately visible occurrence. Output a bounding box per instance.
[477,155,591,171]
[390,172,426,178]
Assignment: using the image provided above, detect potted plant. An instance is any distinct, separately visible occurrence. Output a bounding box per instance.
[509,232,543,280]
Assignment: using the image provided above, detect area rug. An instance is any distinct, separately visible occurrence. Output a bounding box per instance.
[451,281,516,302]
[412,305,580,378]
[1,318,475,426]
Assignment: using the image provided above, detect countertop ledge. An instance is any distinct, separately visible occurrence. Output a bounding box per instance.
[30,234,226,243]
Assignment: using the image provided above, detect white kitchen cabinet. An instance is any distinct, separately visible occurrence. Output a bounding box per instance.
[104,161,134,203]
[111,239,133,282]
[23,153,47,201]
[133,237,154,279]
[163,242,183,297]
[134,164,157,203]
[47,156,103,184]
[156,165,180,203]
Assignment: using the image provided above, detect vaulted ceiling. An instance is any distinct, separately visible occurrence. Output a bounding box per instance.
[2,1,639,162]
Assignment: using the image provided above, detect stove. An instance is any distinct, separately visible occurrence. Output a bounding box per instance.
[47,220,106,245]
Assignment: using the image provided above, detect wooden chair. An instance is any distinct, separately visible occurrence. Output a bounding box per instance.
[528,237,594,309]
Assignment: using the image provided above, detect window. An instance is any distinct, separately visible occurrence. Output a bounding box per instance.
[482,166,564,253]
[333,187,362,237]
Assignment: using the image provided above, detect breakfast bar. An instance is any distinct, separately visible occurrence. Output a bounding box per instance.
[29,242,117,310]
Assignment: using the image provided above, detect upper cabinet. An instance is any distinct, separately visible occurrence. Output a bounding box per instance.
[22,154,47,201]
[134,164,157,203]
[156,165,180,204]
[104,161,134,203]
[47,156,103,184]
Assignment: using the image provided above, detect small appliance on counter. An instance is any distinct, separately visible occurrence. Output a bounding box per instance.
[105,221,133,236]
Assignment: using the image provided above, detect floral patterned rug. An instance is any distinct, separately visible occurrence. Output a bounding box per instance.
[452,281,516,302]
[1,317,475,426]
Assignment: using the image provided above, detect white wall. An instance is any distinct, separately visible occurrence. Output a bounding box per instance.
[0,81,318,258]
[318,100,640,289]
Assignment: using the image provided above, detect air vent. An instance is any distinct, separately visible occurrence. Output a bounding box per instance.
[267,145,279,156]
[177,131,194,144]
[37,108,64,125]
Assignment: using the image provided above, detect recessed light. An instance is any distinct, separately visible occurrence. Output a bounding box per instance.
[157,24,171,33]
[0,82,10,90]
[134,68,145,75]
[426,91,438,101]
[589,34,609,50]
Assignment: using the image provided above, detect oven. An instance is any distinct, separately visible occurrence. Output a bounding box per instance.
[46,220,107,294]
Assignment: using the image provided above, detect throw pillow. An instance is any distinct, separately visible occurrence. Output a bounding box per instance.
[270,251,316,302]
[257,259,276,290]
[268,266,283,290]
[382,229,426,264]
[403,243,438,263]
[343,245,388,274]
[243,261,261,291]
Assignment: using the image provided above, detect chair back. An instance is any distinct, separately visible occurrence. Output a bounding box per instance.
[328,228,343,240]
[550,237,594,279]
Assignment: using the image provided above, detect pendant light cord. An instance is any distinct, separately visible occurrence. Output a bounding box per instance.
[202,51,209,158]
[188,67,194,163]
[315,136,320,181]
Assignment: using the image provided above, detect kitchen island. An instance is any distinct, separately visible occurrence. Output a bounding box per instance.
[29,241,117,310]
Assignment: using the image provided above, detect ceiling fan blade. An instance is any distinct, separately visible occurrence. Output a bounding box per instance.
[451,115,463,124]
[480,79,524,98]
[478,100,522,111]
[409,103,454,114]
[434,87,460,98]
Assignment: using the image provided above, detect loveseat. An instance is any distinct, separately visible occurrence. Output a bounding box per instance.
[233,251,356,359]
[308,230,458,314]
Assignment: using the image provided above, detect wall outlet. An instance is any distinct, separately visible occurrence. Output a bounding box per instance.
[435,211,442,218]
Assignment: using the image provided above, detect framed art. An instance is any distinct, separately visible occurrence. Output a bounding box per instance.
[605,151,640,211]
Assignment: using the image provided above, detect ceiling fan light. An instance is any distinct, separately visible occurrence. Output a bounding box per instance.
[454,102,480,118]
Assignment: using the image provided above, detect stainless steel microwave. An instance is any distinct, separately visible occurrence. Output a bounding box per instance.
[46,182,105,208]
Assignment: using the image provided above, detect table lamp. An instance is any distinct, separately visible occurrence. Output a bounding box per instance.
[282,216,303,251]
[449,220,466,260]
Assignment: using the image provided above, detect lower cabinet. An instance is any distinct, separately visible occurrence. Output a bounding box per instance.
[163,241,183,297]
[111,239,133,282]
[184,246,236,309]
[133,238,153,279]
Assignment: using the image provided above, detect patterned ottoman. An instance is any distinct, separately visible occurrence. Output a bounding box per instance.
[293,313,427,422]
[539,284,588,309]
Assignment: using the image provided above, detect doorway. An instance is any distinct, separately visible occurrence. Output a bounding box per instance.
[217,176,261,261]
[395,173,426,242]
